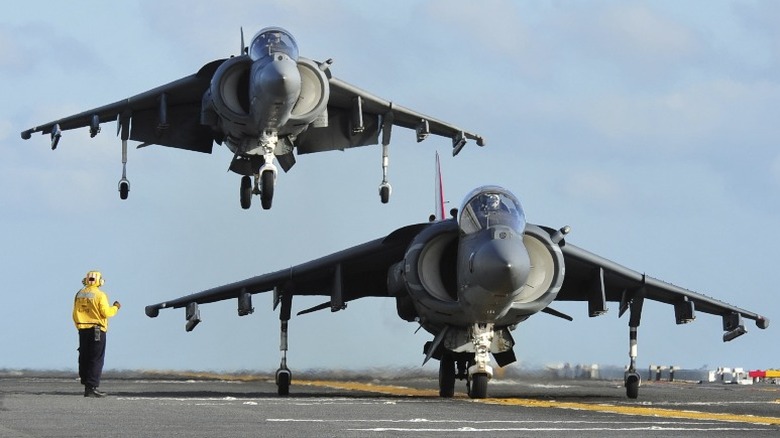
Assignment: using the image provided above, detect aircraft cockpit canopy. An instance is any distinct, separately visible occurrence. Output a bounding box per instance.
[250,27,299,62]
[459,187,526,235]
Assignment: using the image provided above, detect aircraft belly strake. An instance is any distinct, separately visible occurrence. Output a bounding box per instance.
[20,27,485,210]
[144,185,769,400]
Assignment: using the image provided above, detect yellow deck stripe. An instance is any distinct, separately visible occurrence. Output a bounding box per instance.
[298,380,780,426]
[298,380,444,398]
[483,397,780,426]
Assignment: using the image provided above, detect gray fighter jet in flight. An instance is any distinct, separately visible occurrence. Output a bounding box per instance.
[20,27,483,209]
[145,184,768,399]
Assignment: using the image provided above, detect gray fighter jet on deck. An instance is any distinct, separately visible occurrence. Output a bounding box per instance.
[145,185,768,399]
[20,27,483,209]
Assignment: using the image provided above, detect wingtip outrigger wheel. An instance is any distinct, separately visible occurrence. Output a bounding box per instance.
[624,325,641,399]
[276,366,291,396]
[379,110,393,204]
[275,289,293,396]
[379,181,391,204]
[118,115,130,200]
[118,178,130,200]
[623,290,645,399]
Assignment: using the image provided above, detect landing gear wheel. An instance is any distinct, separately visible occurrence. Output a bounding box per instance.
[379,185,390,204]
[261,171,274,210]
[439,356,456,398]
[468,373,488,399]
[119,181,129,200]
[240,176,252,209]
[276,369,291,396]
[625,374,640,399]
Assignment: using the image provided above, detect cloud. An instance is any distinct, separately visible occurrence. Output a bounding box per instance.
[591,3,700,63]
[0,23,104,77]
[0,118,11,141]
[561,169,624,206]
[0,26,33,73]
[771,155,780,187]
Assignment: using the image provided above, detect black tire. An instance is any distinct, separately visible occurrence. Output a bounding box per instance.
[119,182,129,200]
[277,371,290,396]
[379,185,390,204]
[439,356,456,398]
[626,375,640,399]
[261,171,274,210]
[468,373,488,399]
[240,176,252,209]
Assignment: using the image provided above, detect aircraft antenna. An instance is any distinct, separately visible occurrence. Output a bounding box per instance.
[434,152,446,221]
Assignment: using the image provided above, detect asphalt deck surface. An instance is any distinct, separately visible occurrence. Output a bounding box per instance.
[1,371,778,437]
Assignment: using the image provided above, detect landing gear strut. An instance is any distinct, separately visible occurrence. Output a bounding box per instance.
[275,291,293,396]
[625,326,641,399]
[378,144,391,203]
[623,289,645,399]
[467,323,494,399]
[118,117,131,200]
[378,112,393,204]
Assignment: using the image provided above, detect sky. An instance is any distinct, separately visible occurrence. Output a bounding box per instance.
[1,0,778,375]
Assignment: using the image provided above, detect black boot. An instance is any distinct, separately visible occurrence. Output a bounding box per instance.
[84,385,106,398]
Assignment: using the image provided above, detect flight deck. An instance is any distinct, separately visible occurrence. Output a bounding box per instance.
[1,371,778,437]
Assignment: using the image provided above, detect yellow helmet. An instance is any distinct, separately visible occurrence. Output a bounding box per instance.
[82,270,104,287]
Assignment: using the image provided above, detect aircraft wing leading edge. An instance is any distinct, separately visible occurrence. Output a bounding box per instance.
[20,60,224,154]
[21,61,484,156]
[144,223,429,318]
[326,77,485,147]
[555,242,769,332]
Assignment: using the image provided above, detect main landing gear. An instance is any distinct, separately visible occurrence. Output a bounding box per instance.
[239,169,276,210]
[436,323,495,399]
[237,135,278,210]
[438,353,491,399]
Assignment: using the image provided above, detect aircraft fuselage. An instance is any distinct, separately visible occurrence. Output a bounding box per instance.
[394,187,565,332]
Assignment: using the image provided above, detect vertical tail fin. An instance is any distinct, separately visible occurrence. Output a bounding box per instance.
[434,151,446,221]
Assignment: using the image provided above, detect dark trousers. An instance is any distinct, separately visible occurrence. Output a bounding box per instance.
[78,328,107,388]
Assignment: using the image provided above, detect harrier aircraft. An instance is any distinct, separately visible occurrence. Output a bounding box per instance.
[145,184,769,399]
[20,27,484,209]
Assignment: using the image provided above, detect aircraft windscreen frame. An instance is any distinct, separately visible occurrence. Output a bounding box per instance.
[250,27,299,62]
[459,186,526,235]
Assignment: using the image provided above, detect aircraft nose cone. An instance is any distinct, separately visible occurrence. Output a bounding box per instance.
[255,56,301,98]
[472,237,530,293]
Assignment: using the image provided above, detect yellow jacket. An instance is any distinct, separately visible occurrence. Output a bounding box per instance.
[73,285,119,332]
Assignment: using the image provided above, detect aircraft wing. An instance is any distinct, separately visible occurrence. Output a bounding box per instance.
[295,74,485,156]
[555,241,769,334]
[20,60,225,153]
[145,223,429,319]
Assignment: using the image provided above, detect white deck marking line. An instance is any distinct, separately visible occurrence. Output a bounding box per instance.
[297,379,780,426]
